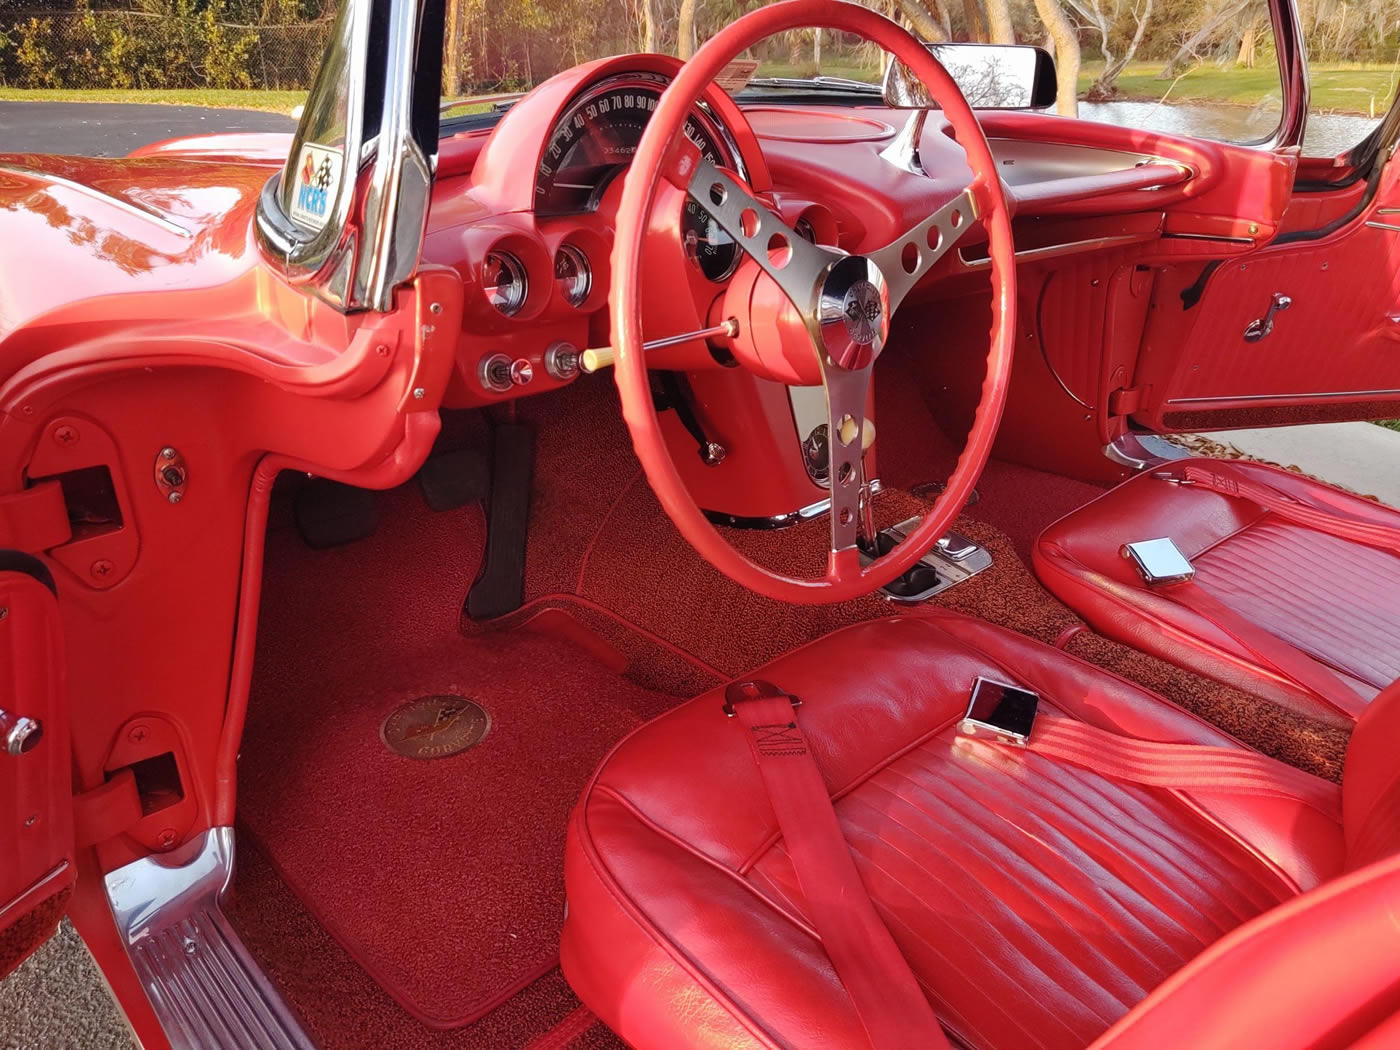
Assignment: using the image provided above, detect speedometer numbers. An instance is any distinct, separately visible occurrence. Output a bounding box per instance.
[535,72,746,283]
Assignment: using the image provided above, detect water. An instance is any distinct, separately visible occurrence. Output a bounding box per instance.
[1079,99,1380,157]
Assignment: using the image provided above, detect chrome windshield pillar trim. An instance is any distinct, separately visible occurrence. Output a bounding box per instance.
[104,827,315,1050]
[255,0,436,312]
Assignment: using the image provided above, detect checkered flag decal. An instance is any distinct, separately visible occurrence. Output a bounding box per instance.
[314,157,335,191]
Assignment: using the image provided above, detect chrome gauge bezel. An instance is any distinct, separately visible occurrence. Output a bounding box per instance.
[483,250,528,317]
[553,243,592,308]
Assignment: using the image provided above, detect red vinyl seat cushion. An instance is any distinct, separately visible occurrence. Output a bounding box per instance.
[1033,459,1400,724]
[559,611,1388,1050]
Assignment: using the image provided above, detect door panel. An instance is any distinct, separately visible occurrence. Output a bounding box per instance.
[0,552,72,980]
[1129,161,1400,431]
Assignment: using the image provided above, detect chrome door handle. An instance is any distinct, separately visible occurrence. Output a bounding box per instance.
[0,709,42,755]
[1244,292,1292,342]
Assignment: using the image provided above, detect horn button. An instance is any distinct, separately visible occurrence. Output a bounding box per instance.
[816,254,890,371]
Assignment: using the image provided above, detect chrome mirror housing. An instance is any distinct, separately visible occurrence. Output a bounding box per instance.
[254,0,441,312]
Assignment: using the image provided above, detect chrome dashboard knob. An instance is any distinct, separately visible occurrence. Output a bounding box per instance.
[508,359,534,386]
[1,709,42,756]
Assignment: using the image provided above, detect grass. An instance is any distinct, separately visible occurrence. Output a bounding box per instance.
[1376,420,1400,432]
[752,61,879,83]
[0,87,305,114]
[1081,61,1400,116]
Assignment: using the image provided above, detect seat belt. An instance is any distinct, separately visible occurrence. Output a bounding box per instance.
[957,680,1341,820]
[723,680,951,1050]
[1157,462,1400,553]
[1024,714,1342,823]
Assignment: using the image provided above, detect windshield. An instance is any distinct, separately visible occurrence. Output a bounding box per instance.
[438,4,881,122]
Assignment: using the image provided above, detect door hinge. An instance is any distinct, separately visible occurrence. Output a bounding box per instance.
[73,769,142,848]
[1108,386,1146,416]
[0,482,72,553]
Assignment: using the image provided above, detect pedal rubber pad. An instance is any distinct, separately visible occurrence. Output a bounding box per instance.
[293,479,379,550]
[419,447,490,512]
[466,423,534,621]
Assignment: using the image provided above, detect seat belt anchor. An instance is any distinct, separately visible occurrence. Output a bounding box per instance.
[723,679,802,718]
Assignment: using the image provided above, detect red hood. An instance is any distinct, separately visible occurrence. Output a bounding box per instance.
[127,130,295,165]
[0,150,281,354]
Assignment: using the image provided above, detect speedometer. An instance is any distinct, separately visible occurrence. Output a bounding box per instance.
[535,75,746,283]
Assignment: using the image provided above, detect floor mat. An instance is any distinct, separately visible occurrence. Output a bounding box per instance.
[239,486,672,1029]
[228,836,623,1050]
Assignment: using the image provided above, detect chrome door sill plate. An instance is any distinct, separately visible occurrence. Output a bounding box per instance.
[104,827,316,1050]
[860,518,994,604]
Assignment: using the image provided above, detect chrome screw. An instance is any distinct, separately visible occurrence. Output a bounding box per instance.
[412,387,426,400]
[168,491,183,505]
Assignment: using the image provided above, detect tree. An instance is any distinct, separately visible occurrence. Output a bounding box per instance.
[892,0,948,43]
[1069,0,1155,99]
[676,0,697,59]
[985,0,1014,44]
[1031,0,1080,115]
[641,0,656,53]
[1157,0,1253,79]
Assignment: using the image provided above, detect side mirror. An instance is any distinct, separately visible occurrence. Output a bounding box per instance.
[883,43,1058,110]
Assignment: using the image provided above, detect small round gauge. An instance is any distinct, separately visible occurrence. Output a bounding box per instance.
[683,198,740,282]
[554,244,592,307]
[483,250,528,316]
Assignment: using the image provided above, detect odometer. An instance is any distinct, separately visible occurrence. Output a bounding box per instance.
[535,72,745,282]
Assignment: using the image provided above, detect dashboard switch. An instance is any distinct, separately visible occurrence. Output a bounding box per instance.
[544,342,581,381]
[509,359,534,386]
[479,352,515,394]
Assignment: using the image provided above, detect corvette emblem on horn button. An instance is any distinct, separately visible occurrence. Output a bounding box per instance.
[842,279,883,345]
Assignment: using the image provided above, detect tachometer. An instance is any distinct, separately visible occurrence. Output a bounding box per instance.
[535,73,745,283]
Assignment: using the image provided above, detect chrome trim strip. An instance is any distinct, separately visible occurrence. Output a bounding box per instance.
[1365,220,1400,233]
[958,232,1156,271]
[0,861,70,923]
[704,479,884,530]
[1166,389,1400,406]
[1160,232,1257,244]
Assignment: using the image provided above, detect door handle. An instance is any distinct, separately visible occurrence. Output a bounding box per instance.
[1244,292,1292,343]
[0,708,42,755]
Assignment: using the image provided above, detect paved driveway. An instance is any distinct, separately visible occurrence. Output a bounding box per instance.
[0,101,295,157]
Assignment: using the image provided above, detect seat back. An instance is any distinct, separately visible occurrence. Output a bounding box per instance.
[1343,679,1400,868]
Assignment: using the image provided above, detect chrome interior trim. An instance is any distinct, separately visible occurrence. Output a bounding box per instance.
[857,517,993,603]
[1122,537,1196,586]
[0,861,70,923]
[958,232,1157,271]
[1364,220,1400,233]
[104,827,315,1050]
[1160,232,1257,244]
[986,138,1162,186]
[879,110,928,176]
[1103,432,1188,471]
[1166,389,1400,406]
[704,480,883,530]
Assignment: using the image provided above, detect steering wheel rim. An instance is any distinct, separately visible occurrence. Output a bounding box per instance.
[611,0,1017,605]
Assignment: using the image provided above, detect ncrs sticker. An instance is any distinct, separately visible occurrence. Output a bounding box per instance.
[289,142,343,231]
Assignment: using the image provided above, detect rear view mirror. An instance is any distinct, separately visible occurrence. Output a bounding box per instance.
[883,44,1058,110]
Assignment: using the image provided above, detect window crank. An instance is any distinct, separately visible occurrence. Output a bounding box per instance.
[1243,292,1292,343]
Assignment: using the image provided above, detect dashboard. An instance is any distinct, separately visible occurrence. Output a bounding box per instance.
[422,51,1284,418]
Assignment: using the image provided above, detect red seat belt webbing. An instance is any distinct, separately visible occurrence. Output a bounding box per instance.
[1026,714,1342,824]
[1170,462,1400,553]
[725,681,950,1050]
[1163,579,1369,719]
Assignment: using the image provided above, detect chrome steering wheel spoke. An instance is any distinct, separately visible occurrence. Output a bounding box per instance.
[868,186,979,314]
[819,360,875,562]
[687,156,840,314]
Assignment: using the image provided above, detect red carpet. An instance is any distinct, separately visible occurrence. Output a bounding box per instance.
[239,484,671,1029]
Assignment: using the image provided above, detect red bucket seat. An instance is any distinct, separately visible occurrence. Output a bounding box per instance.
[1035,458,1400,725]
[560,612,1400,1050]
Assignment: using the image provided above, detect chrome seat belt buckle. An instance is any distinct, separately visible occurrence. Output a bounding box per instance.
[958,677,1039,747]
[1121,537,1195,586]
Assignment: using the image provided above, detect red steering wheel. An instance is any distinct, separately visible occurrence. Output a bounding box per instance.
[612,0,1016,604]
